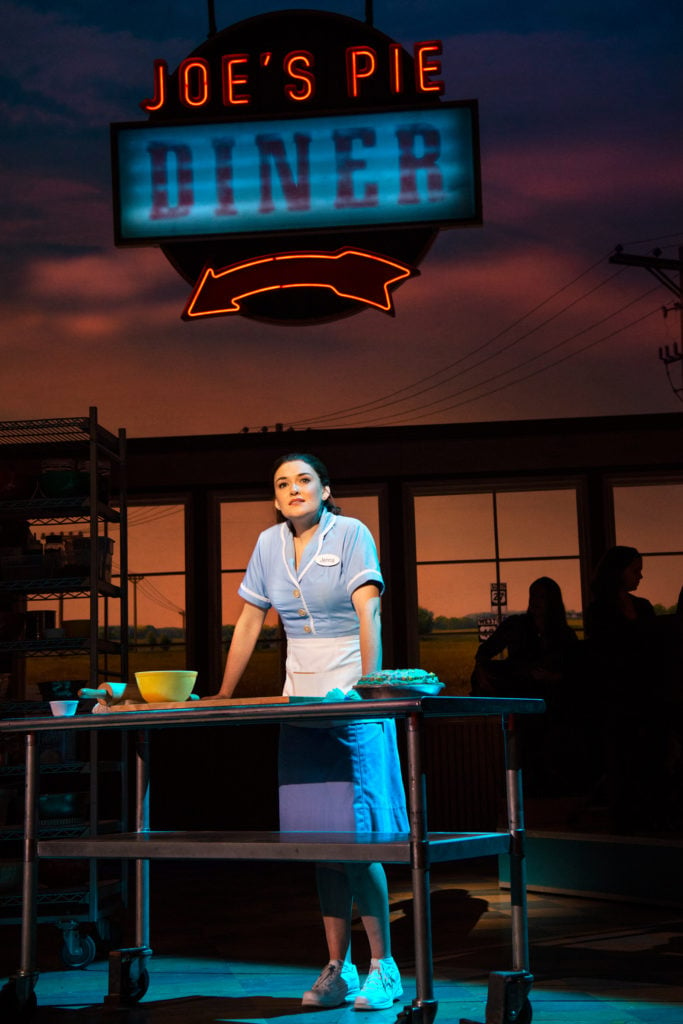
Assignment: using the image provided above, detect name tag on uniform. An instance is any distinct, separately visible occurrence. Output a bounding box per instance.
[315,554,340,566]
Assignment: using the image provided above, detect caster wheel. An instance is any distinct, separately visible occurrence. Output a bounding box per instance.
[0,982,37,1022]
[121,966,150,1005]
[60,932,97,969]
[484,970,533,1024]
[517,998,532,1024]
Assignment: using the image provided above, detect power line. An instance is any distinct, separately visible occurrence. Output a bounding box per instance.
[118,569,184,618]
[618,232,683,249]
[283,253,617,430]
[137,576,184,616]
[239,232,683,433]
[281,281,660,428]
[364,299,663,424]
[290,262,630,429]
[285,236,683,430]
[127,505,183,527]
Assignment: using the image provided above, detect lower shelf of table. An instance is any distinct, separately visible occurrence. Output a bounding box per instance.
[37,829,511,863]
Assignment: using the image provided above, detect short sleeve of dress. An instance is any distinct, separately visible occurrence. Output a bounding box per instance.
[238,533,272,610]
[339,518,384,597]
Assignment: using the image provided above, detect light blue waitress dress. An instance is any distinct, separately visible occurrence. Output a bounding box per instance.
[238,509,408,834]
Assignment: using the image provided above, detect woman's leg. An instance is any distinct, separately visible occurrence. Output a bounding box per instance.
[316,863,353,961]
[346,862,391,959]
[316,862,392,960]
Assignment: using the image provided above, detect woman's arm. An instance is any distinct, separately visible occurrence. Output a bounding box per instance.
[216,600,267,697]
[475,617,512,663]
[352,583,382,675]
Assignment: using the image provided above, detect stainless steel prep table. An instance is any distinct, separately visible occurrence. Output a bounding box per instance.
[1,695,544,1022]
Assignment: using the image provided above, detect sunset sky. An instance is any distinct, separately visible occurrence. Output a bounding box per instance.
[2,2,682,632]
[2,1,682,439]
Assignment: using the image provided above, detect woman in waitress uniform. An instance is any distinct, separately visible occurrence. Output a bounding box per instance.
[217,453,407,1010]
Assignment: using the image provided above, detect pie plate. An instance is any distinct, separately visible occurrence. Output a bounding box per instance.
[353,681,445,699]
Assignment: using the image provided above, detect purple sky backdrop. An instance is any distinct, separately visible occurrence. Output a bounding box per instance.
[1,1,682,437]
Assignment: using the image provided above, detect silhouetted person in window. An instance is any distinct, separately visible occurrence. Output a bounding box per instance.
[471,576,580,793]
[472,576,579,697]
[584,545,674,833]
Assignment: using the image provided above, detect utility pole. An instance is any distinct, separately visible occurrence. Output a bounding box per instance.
[609,245,683,401]
[129,574,144,647]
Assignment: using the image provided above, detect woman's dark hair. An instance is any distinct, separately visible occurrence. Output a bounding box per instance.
[527,576,569,632]
[272,453,342,515]
[590,545,641,600]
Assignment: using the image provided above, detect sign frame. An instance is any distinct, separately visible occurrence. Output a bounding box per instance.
[111,99,481,247]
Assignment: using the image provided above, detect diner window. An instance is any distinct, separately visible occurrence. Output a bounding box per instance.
[612,482,683,612]
[124,504,187,671]
[413,487,581,692]
[220,500,281,632]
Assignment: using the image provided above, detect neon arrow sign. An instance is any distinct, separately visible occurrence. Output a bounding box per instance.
[181,249,417,319]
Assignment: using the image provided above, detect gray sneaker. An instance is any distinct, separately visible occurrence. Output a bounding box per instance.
[354,957,403,1010]
[302,959,361,1008]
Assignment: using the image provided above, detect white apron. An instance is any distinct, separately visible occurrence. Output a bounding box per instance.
[278,634,408,833]
[283,634,361,697]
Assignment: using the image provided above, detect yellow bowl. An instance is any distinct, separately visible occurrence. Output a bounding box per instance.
[134,670,198,703]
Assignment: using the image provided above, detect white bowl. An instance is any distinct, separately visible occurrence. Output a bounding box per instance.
[49,700,79,717]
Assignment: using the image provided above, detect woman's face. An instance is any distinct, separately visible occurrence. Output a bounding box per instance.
[273,459,330,524]
[621,556,643,592]
[528,583,550,617]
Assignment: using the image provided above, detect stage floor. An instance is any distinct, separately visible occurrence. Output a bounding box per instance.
[1,859,682,1023]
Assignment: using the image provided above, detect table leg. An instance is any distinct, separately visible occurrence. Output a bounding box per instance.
[503,713,530,974]
[135,729,151,952]
[106,728,151,1006]
[460,714,533,1024]
[0,732,40,1017]
[397,712,438,1024]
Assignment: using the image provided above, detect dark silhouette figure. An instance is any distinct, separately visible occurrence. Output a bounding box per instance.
[584,545,678,833]
[472,576,579,698]
[471,576,581,794]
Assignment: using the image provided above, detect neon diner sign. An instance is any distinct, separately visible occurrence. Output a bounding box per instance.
[110,8,482,323]
[112,103,479,244]
[141,41,444,111]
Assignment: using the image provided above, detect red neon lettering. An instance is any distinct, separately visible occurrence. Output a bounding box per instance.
[396,124,444,204]
[284,51,315,102]
[212,139,237,216]
[345,47,377,98]
[333,129,378,209]
[179,58,210,108]
[256,134,311,214]
[221,54,250,106]
[414,42,444,94]
[141,59,167,112]
[147,143,194,220]
[389,44,404,95]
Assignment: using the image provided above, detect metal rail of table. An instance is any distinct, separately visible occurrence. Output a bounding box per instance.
[0,695,544,1022]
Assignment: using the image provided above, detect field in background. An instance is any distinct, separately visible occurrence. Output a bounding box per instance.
[419,632,480,694]
[25,631,481,699]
